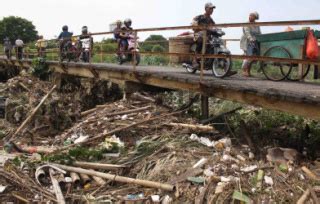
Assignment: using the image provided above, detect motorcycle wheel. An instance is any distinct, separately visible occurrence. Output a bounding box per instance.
[118,55,123,65]
[212,54,232,78]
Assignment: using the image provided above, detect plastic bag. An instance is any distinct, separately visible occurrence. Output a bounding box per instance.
[306,30,319,59]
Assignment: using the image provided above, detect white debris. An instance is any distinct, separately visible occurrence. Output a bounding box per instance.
[151,195,160,202]
[220,176,240,182]
[225,147,232,153]
[34,194,40,200]
[264,176,274,186]
[121,114,128,120]
[103,153,120,158]
[102,135,124,150]
[240,165,258,173]
[0,185,7,193]
[193,158,208,169]
[221,154,240,163]
[190,134,213,147]
[249,152,255,159]
[298,173,305,180]
[215,182,228,194]
[65,177,73,183]
[220,176,231,182]
[74,135,89,144]
[236,155,246,161]
[162,195,173,204]
[231,164,240,170]
[204,168,214,177]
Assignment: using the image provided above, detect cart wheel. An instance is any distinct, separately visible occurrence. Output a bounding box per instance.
[286,64,311,81]
[260,46,293,81]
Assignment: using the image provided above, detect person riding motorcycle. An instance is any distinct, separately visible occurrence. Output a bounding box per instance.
[191,2,237,76]
[79,26,92,41]
[118,18,133,59]
[79,26,93,62]
[58,25,73,54]
[113,20,123,55]
[191,2,216,68]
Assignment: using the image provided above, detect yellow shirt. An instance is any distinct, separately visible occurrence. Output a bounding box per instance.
[35,39,48,48]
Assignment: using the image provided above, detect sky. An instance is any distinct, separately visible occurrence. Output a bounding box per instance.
[1,0,320,53]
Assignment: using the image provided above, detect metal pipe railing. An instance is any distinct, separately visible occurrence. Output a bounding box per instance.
[1,19,319,82]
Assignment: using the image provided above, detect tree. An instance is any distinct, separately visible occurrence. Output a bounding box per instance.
[142,35,168,52]
[152,44,165,53]
[0,16,38,44]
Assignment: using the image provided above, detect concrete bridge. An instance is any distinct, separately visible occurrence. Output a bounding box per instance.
[1,57,320,120]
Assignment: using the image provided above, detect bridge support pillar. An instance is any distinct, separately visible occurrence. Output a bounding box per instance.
[201,95,209,119]
[51,73,62,90]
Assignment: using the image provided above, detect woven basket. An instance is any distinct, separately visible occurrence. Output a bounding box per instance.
[169,35,194,64]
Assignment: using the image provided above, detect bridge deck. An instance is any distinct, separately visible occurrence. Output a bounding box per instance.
[1,57,320,119]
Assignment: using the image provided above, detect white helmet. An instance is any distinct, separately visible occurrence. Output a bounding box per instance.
[124,18,132,27]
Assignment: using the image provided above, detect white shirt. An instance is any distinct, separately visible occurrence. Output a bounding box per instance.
[15,39,24,47]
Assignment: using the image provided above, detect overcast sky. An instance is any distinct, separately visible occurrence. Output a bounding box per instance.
[1,0,320,53]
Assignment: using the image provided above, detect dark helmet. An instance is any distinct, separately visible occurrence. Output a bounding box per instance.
[62,25,68,31]
[82,26,88,34]
[124,18,132,27]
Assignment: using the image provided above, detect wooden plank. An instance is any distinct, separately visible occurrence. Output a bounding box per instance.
[35,63,320,119]
[1,58,320,120]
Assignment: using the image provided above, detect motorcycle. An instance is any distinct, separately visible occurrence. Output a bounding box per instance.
[59,37,81,62]
[80,37,93,63]
[183,29,233,78]
[118,34,140,65]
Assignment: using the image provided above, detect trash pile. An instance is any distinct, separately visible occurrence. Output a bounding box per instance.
[0,74,81,140]
[0,76,319,203]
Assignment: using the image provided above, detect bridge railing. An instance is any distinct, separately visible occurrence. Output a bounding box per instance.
[1,19,320,82]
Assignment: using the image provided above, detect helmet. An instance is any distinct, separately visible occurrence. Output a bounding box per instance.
[82,26,88,34]
[124,18,132,27]
[62,25,68,31]
[250,12,259,20]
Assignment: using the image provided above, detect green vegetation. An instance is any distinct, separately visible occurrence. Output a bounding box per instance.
[31,58,52,80]
[0,16,38,43]
[218,100,320,159]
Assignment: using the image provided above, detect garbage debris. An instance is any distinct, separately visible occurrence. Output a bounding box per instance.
[264,176,274,186]
[190,134,213,147]
[187,176,205,185]
[241,165,258,173]
[232,191,252,204]
[193,158,208,169]
[0,74,319,203]
[266,147,299,164]
[0,185,7,193]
